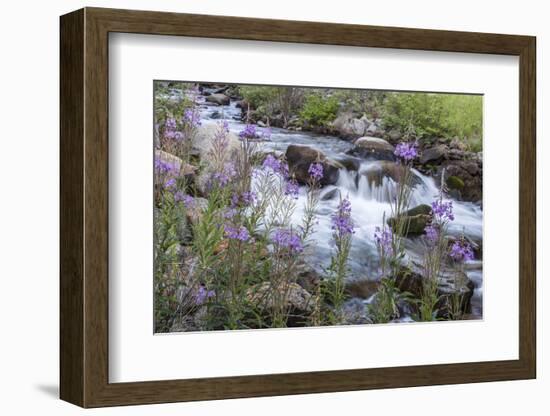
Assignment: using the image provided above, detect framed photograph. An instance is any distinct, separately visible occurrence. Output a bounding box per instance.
[60,7,536,408]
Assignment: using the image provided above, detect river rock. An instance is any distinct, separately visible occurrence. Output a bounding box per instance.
[361,161,407,187]
[320,187,341,201]
[331,111,371,138]
[387,213,431,236]
[335,156,361,171]
[285,145,340,186]
[205,93,230,106]
[420,144,449,164]
[395,266,475,319]
[155,150,197,177]
[439,160,482,202]
[246,282,314,323]
[345,279,379,300]
[193,124,241,162]
[347,136,395,161]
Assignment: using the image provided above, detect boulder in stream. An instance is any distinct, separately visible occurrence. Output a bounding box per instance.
[205,93,230,106]
[347,136,396,161]
[285,145,341,186]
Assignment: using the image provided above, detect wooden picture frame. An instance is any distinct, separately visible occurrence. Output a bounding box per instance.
[60,7,536,408]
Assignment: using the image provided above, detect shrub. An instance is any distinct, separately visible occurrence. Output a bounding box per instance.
[299,93,339,128]
[382,92,482,150]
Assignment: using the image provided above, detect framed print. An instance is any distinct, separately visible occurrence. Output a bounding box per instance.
[60,7,536,408]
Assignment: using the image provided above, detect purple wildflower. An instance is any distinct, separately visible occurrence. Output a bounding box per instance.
[194,285,215,305]
[262,154,289,177]
[449,239,474,262]
[173,131,185,141]
[284,179,300,199]
[394,141,418,162]
[223,208,237,219]
[164,178,176,190]
[331,197,355,236]
[424,224,439,245]
[210,162,237,187]
[308,162,324,181]
[374,226,393,256]
[154,157,178,175]
[174,192,194,206]
[238,124,258,140]
[431,199,455,222]
[224,224,250,242]
[231,191,257,207]
[271,228,303,254]
[164,117,177,131]
[183,108,201,128]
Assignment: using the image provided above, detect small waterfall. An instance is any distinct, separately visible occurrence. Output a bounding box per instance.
[204,99,482,316]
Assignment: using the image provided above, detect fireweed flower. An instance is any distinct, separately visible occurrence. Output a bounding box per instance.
[180,194,195,208]
[431,199,455,222]
[231,191,257,207]
[449,239,474,262]
[223,208,237,219]
[424,224,439,245]
[238,124,258,140]
[163,178,176,190]
[374,226,393,256]
[154,157,178,176]
[224,224,250,242]
[271,228,303,254]
[210,162,237,188]
[194,285,215,305]
[284,179,300,199]
[183,108,201,128]
[262,154,289,178]
[394,141,418,162]
[331,197,355,236]
[308,162,324,181]
[164,117,177,131]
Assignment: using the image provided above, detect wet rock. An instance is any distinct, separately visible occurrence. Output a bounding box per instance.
[395,266,475,319]
[387,213,431,236]
[342,298,369,325]
[402,204,432,217]
[362,161,403,187]
[347,136,395,161]
[439,160,482,202]
[285,145,340,186]
[205,93,230,106]
[209,110,222,119]
[320,187,341,201]
[420,144,449,164]
[345,279,379,300]
[335,156,361,171]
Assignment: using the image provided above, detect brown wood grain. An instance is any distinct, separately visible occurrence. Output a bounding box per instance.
[60,7,537,408]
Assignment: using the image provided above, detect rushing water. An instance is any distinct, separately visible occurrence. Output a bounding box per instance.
[190,93,483,317]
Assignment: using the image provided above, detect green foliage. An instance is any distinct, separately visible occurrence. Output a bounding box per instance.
[299,93,339,127]
[154,81,194,126]
[382,92,482,150]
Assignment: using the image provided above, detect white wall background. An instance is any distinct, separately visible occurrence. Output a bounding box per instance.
[0,0,546,414]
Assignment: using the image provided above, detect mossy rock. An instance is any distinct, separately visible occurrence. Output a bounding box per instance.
[446,175,465,190]
[387,214,430,237]
[402,204,432,217]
